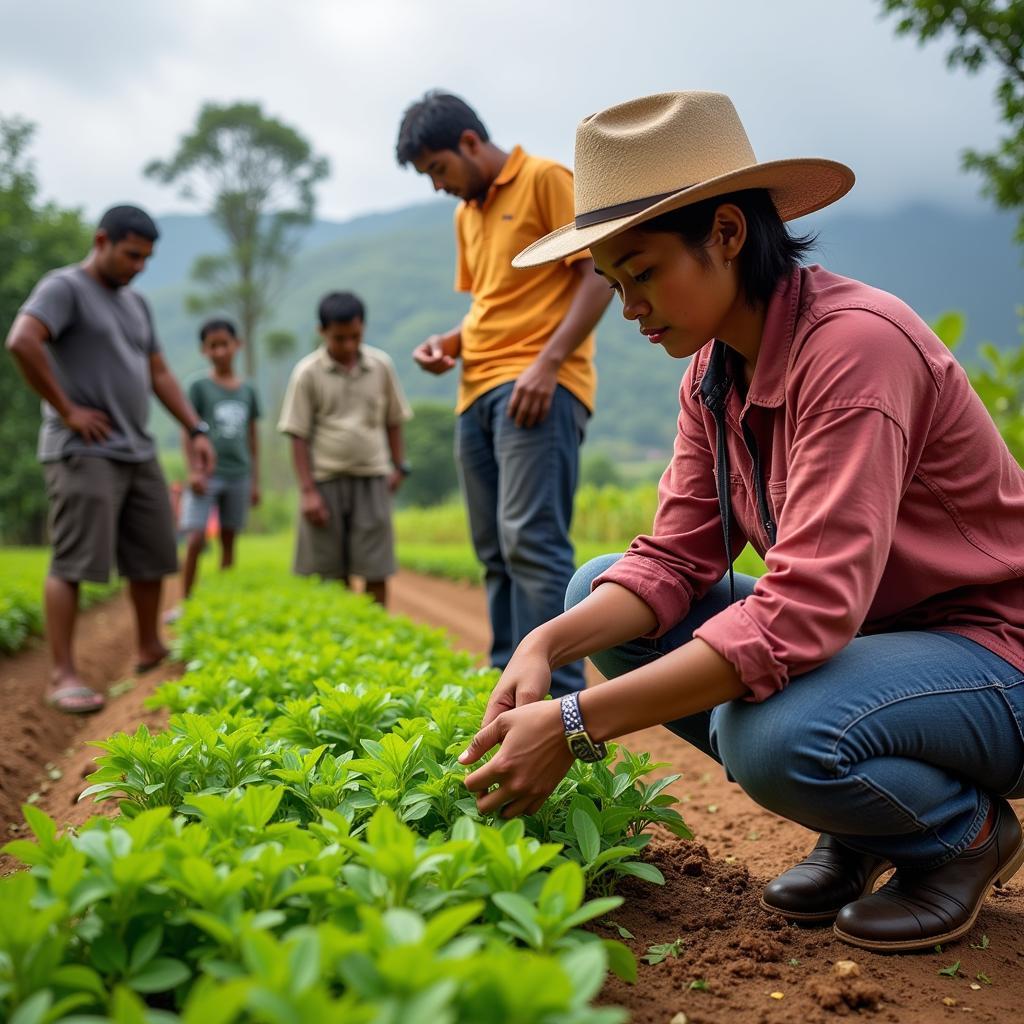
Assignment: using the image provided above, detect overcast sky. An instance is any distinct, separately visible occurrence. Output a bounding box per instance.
[0,0,1005,225]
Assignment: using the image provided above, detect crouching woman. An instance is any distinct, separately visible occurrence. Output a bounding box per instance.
[458,91,1024,952]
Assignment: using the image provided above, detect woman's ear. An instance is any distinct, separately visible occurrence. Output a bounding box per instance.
[714,203,747,263]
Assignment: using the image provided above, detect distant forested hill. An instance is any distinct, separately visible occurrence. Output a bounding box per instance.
[140,200,1024,464]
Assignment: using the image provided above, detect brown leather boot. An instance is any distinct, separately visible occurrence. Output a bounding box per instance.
[760,834,891,922]
[834,798,1024,952]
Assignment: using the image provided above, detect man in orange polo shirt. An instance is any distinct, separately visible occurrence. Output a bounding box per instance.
[396,91,611,697]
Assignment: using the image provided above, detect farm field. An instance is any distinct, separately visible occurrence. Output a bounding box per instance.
[0,549,121,655]
[0,535,1021,1023]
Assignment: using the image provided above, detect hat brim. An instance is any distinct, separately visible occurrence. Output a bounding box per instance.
[512,157,854,269]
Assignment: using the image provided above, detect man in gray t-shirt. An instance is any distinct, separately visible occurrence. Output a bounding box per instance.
[5,205,215,713]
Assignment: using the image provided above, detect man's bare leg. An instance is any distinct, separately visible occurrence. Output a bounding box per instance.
[43,575,103,709]
[365,579,387,607]
[130,578,168,670]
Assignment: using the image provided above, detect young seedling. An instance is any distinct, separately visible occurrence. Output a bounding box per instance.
[938,960,961,978]
[643,938,685,965]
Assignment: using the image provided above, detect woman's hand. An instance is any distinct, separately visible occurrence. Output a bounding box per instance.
[459,698,572,819]
[480,644,553,729]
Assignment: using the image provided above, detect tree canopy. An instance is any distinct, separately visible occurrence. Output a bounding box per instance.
[881,1,1024,242]
[145,101,328,375]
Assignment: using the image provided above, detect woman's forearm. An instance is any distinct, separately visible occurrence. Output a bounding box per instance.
[525,582,658,669]
[581,637,746,742]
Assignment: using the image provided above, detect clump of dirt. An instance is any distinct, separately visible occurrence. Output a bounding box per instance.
[806,975,885,1013]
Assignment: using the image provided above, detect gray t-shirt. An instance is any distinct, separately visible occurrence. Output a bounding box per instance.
[20,265,160,463]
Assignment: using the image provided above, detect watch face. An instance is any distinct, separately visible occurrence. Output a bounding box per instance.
[568,734,598,762]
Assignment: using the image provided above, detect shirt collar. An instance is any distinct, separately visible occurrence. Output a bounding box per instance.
[690,267,802,409]
[318,345,368,375]
[469,145,527,209]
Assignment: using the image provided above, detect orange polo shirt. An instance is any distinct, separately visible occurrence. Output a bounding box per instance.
[454,146,596,414]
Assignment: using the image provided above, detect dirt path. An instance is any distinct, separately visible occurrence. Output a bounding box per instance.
[1,570,1021,1022]
[0,583,181,837]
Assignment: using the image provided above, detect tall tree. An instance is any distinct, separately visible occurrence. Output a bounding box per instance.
[0,117,91,543]
[880,1,1024,242]
[145,101,329,376]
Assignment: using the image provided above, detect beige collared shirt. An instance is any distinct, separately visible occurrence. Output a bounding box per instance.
[278,344,412,479]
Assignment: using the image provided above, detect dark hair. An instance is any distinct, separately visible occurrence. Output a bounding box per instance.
[641,189,815,307]
[198,318,238,345]
[98,205,160,243]
[318,291,365,328]
[396,90,489,166]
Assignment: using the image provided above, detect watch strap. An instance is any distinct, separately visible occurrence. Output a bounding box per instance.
[559,691,608,762]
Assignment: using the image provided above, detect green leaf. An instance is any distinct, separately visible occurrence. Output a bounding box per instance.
[181,976,251,1024]
[614,860,665,884]
[109,986,148,1024]
[127,957,191,993]
[562,896,624,931]
[572,808,601,863]
[560,944,607,1004]
[491,892,544,949]
[930,310,966,349]
[287,930,321,995]
[423,900,485,948]
[51,964,106,997]
[603,939,637,983]
[938,960,961,978]
[10,991,52,1024]
[129,926,164,974]
[22,804,58,849]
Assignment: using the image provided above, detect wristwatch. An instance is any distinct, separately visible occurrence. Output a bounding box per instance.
[189,420,211,439]
[559,691,608,763]
[396,461,413,476]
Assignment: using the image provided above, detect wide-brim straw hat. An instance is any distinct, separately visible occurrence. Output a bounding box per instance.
[513,91,854,269]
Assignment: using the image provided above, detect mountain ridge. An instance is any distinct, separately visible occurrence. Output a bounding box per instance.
[138,200,1024,460]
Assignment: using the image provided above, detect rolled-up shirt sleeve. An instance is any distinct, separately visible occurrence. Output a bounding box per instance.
[593,363,740,635]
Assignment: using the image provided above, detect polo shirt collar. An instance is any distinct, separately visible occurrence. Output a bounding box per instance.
[493,145,526,188]
[470,146,527,209]
[318,345,368,375]
[690,267,802,410]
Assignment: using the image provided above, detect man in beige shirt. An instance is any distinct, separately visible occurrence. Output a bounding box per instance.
[278,291,412,606]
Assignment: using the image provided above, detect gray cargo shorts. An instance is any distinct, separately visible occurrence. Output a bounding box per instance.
[43,454,178,583]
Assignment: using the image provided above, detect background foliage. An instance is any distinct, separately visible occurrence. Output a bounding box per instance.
[0,118,91,544]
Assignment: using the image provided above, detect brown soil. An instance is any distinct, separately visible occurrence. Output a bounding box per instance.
[1,570,1022,1022]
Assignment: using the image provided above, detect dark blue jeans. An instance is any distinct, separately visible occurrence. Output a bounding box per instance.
[456,382,589,697]
[567,554,1024,867]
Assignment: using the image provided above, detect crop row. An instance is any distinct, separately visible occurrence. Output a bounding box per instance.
[1,549,121,655]
[1,561,690,1023]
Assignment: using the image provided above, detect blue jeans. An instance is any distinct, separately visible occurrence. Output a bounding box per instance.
[567,554,1024,867]
[457,382,589,697]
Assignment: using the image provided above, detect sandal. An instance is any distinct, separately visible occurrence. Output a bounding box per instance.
[46,685,106,715]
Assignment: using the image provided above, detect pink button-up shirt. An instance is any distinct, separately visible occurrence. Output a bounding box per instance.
[595,266,1024,702]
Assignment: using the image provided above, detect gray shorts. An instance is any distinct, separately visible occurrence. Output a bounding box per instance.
[179,475,251,534]
[43,454,178,583]
[294,474,395,581]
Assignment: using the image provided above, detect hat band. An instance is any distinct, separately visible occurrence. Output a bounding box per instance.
[574,188,683,229]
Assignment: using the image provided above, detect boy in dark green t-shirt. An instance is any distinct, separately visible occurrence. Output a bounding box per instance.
[168,318,261,619]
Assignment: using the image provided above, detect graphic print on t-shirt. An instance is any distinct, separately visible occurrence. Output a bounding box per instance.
[213,399,249,440]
